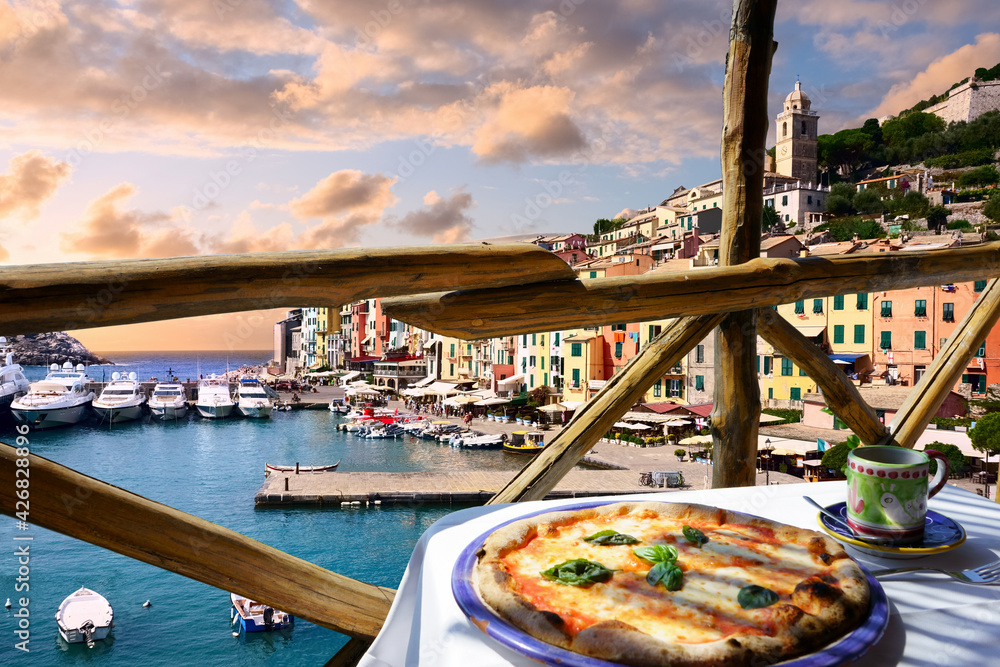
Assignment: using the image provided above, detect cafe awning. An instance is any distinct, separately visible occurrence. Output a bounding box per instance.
[497,374,524,389]
[793,325,826,338]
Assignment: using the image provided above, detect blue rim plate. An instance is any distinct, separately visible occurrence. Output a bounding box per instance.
[817,502,966,559]
[452,500,889,667]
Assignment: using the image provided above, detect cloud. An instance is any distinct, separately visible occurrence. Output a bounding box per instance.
[290,169,397,220]
[867,33,1000,119]
[472,84,586,164]
[59,183,198,259]
[613,207,637,220]
[393,189,476,243]
[0,150,72,220]
[0,242,9,262]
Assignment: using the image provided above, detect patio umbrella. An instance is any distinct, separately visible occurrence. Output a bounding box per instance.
[626,423,651,430]
[613,422,631,429]
[475,397,510,406]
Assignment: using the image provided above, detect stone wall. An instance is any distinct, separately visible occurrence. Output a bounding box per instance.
[926,79,1000,125]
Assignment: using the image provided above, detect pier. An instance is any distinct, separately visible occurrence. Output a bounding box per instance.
[254,469,658,507]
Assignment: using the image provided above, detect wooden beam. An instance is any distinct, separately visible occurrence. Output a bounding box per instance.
[0,443,394,640]
[757,308,890,445]
[382,244,1000,340]
[711,0,777,489]
[324,639,373,667]
[0,244,576,335]
[886,279,1000,448]
[488,314,724,504]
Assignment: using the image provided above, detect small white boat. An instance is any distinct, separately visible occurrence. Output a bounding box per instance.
[234,379,273,419]
[92,372,147,424]
[195,374,234,419]
[328,399,349,414]
[11,363,95,429]
[149,383,188,420]
[265,460,341,475]
[230,593,293,633]
[0,338,30,411]
[55,587,113,647]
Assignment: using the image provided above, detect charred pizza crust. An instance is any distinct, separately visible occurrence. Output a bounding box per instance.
[475,502,869,667]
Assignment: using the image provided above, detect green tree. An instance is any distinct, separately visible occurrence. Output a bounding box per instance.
[853,188,885,214]
[881,112,946,146]
[984,193,1000,224]
[889,191,930,217]
[826,196,854,217]
[968,412,1000,496]
[957,165,1000,189]
[926,205,951,228]
[762,205,780,230]
[830,182,857,201]
[924,442,967,476]
[820,435,860,475]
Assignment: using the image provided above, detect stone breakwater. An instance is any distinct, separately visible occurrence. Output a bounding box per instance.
[5,332,113,366]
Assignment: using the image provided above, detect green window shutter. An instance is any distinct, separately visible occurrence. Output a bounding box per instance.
[653,380,661,397]
[962,374,969,384]
[975,279,988,293]
[833,295,844,310]
[854,324,865,344]
[696,345,704,363]
[695,375,704,391]
[914,331,926,350]
[781,358,793,376]
[532,333,536,345]
[833,325,844,344]
[555,332,560,345]
[541,357,545,370]
[615,342,623,357]
[590,271,597,278]
[943,303,954,321]
[813,298,823,314]
[794,300,805,314]
[756,355,761,372]
[981,375,988,393]
[800,366,808,376]
[856,293,868,310]
[790,387,801,401]
[763,356,771,375]
[571,343,582,357]
[881,300,892,317]
[572,368,580,386]
[914,300,926,317]
[543,373,548,386]
[768,388,773,399]
[530,375,534,388]
[880,331,892,349]
[977,341,986,357]
[522,335,527,346]
[450,343,455,356]
[449,364,454,375]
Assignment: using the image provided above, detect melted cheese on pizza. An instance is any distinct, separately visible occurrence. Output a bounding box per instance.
[501,512,836,643]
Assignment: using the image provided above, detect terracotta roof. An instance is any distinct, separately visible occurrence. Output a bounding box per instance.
[652,259,697,273]
[761,235,803,250]
[806,241,860,256]
[857,174,904,185]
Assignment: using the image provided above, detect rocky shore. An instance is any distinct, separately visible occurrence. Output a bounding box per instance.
[5,332,113,366]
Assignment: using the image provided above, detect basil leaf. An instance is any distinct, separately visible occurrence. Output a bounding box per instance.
[584,529,640,545]
[633,544,678,564]
[738,585,780,609]
[540,559,614,587]
[682,525,709,547]
[646,561,683,590]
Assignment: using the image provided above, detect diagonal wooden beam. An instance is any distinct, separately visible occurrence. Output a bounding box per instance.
[0,443,394,640]
[711,0,777,489]
[381,244,1000,340]
[0,244,576,335]
[886,278,1000,448]
[757,308,890,445]
[488,314,724,504]
[324,638,373,667]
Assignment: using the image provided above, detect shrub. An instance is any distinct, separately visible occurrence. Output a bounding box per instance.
[946,219,974,230]
[984,194,1000,223]
[957,165,1000,188]
[924,442,967,476]
[924,149,995,169]
[926,205,951,228]
[761,408,803,424]
[675,448,685,457]
[820,435,861,475]
[826,194,854,217]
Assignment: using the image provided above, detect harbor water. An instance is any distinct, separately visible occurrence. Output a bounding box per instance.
[1,351,525,666]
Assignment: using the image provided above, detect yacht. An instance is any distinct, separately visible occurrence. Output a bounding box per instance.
[234,379,273,419]
[0,337,30,411]
[149,382,188,420]
[92,372,147,424]
[195,374,234,419]
[11,362,95,429]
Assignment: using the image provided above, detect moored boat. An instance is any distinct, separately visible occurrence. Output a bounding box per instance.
[55,587,114,647]
[92,372,147,423]
[149,382,188,420]
[0,337,30,411]
[230,593,293,633]
[195,374,234,419]
[328,398,349,414]
[234,378,273,419]
[264,460,341,476]
[503,430,546,454]
[11,363,95,430]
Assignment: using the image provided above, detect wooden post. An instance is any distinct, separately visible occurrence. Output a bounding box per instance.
[488,315,724,504]
[711,0,777,489]
[324,638,372,667]
[757,308,890,445]
[885,279,1000,448]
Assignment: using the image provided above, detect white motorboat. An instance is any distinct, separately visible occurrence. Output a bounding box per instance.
[234,378,273,419]
[11,362,95,429]
[195,374,234,419]
[55,587,114,647]
[0,337,30,411]
[149,382,188,420]
[92,372,146,424]
[230,593,293,633]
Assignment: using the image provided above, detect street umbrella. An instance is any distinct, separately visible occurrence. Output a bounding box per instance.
[613,422,632,429]
[626,423,652,430]
[475,397,510,406]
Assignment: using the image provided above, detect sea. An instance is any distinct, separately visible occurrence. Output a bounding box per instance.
[1,351,526,666]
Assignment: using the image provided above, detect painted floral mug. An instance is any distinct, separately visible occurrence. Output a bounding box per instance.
[846,446,949,543]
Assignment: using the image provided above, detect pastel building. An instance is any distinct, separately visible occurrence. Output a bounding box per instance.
[561,331,605,403]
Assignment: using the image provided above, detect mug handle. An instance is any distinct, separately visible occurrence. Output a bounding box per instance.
[925,450,950,498]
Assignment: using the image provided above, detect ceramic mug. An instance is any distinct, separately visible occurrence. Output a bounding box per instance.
[846,446,949,543]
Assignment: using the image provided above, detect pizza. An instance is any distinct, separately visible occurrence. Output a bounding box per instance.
[474,502,870,667]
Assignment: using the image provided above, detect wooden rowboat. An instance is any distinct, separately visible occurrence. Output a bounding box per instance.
[264,460,341,476]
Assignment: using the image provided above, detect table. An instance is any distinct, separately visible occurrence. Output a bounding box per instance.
[360,483,1000,667]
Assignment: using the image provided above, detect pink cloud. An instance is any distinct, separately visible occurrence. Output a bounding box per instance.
[0,150,71,220]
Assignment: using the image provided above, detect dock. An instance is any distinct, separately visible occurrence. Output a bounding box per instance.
[254,469,660,507]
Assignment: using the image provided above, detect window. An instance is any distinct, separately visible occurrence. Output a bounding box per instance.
[529,355,536,367]
[800,366,808,376]
[854,324,865,344]
[781,358,793,376]
[696,345,705,363]
[572,368,580,387]
[540,335,545,346]
[522,335,527,346]
[521,358,526,372]
[833,325,845,344]
[782,195,788,206]
[449,363,454,376]
[880,331,892,350]
[943,303,955,322]
[532,334,536,345]
[613,323,626,331]
[881,300,892,317]
[571,343,582,357]
[782,122,787,137]
[813,298,823,314]
[833,295,844,311]
[807,195,813,205]
[977,341,986,357]
[940,338,947,350]
[768,388,773,399]
[590,271,597,279]
[695,375,705,391]
[541,357,545,370]
[790,387,801,401]
[914,299,926,317]
[794,300,805,314]
[856,293,868,310]
[670,379,683,398]
[975,279,988,293]
[801,121,807,135]
[756,355,761,372]
[914,331,926,350]
[763,356,771,375]
[653,380,661,397]
[530,375,534,388]
[450,343,455,357]
[554,332,560,345]
[615,342,623,357]
[914,365,926,383]
[543,373,548,386]
[648,325,661,342]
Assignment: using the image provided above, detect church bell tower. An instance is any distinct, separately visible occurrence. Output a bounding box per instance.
[775,81,819,182]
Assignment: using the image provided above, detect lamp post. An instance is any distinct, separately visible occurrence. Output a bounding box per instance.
[764,439,773,485]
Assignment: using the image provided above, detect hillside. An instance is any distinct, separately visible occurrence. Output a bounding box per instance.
[6,332,113,367]
[901,62,1000,117]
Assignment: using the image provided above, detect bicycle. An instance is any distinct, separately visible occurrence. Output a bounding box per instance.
[639,472,655,487]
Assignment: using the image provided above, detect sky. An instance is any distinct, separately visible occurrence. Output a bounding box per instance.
[2,0,1000,351]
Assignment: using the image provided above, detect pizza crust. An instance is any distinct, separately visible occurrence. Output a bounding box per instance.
[475,502,870,667]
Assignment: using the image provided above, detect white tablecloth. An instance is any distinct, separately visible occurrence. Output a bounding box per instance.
[360,483,1000,666]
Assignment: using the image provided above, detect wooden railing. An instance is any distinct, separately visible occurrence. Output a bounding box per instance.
[2,2,998,664]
